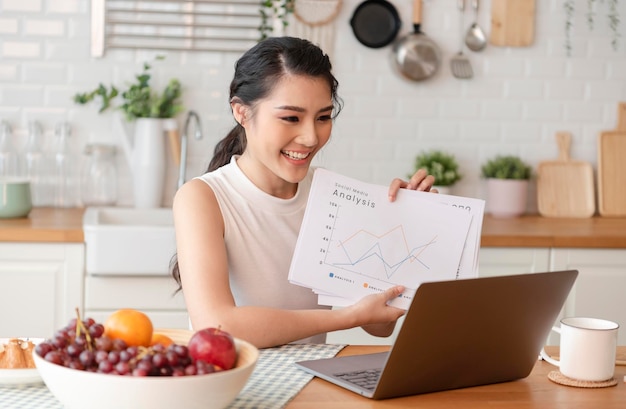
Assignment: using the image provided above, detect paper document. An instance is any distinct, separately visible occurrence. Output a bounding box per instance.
[288,169,485,309]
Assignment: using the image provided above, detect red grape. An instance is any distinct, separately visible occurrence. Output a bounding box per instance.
[36,316,230,377]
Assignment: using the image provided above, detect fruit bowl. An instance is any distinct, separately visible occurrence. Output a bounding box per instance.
[33,328,259,409]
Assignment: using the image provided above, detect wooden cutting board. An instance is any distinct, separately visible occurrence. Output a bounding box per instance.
[598,102,626,216]
[537,132,595,218]
[490,0,535,47]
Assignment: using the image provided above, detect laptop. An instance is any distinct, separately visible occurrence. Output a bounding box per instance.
[295,269,578,400]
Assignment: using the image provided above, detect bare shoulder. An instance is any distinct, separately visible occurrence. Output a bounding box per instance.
[173,178,224,231]
[174,178,216,207]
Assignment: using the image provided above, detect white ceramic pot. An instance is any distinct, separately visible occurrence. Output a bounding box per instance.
[486,179,528,218]
[119,118,166,208]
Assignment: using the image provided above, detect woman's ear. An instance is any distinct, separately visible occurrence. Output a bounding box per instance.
[231,101,246,126]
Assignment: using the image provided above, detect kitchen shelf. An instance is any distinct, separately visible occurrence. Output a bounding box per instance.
[91,0,265,57]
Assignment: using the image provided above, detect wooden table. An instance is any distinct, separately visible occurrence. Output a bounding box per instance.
[288,346,626,408]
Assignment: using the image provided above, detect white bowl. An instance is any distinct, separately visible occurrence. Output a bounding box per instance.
[33,329,258,409]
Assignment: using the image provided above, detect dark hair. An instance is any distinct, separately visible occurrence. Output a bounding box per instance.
[207,36,342,171]
[171,36,343,291]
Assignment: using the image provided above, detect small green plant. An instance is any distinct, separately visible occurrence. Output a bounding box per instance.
[481,155,532,180]
[259,0,293,40]
[411,150,462,186]
[73,59,184,121]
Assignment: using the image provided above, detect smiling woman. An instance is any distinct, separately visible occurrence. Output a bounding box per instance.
[169,36,436,349]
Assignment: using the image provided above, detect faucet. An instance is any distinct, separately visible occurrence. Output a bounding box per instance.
[178,110,203,189]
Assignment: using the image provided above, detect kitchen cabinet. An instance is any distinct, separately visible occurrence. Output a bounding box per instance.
[552,248,626,345]
[478,247,551,276]
[84,275,189,329]
[0,243,84,338]
[477,247,626,345]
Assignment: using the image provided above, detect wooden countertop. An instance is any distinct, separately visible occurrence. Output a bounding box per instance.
[480,214,626,248]
[0,207,85,243]
[1,208,626,248]
[288,345,626,408]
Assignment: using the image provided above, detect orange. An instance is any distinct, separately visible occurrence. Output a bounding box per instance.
[104,309,153,347]
[150,332,174,348]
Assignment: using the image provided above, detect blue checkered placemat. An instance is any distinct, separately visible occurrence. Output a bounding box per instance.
[230,343,345,408]
[0,343,345,409]
[0,383,60,409]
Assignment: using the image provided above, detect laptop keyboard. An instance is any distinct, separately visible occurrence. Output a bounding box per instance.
[334,368,382,390]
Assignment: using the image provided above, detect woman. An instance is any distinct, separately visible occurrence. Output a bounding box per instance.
[171,37,435,348]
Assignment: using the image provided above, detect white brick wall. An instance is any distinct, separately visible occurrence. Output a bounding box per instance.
[0,0,624,210]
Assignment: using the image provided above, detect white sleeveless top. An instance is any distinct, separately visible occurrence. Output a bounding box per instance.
[196,156,328,344]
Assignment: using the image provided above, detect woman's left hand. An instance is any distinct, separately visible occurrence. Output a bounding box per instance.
[388,168,436,202]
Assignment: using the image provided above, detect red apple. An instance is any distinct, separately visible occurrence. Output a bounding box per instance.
[188,327,237,370]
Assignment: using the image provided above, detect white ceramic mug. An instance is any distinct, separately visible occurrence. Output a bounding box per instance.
[540,317,619,382]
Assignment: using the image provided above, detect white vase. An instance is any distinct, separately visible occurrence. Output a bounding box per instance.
[119,118,166,208]
[486,179,528,218]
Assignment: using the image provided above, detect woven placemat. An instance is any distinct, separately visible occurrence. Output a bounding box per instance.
[548,371,618,388]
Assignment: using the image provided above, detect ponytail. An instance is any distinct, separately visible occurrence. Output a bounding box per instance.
[206,124,247,172]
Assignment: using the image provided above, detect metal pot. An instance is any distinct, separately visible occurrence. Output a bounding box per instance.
[390,0,442,81]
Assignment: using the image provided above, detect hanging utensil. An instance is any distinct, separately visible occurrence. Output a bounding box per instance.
[465,0,487,52]
[350,0,401,49]
[450,0,473,79]
[390,0,441,82]
[292,0,343,59]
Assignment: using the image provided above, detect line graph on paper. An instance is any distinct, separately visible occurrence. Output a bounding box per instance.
[321,203,441,287]
[288,168,480,308]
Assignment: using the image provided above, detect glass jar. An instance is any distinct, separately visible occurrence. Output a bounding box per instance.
[22,120,49,206]
[52,122,80,208]
[0,120,18,177]
[81,144,118,206]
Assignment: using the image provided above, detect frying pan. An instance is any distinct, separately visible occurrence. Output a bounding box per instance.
[350,0,401,49]
[391,0,442,81]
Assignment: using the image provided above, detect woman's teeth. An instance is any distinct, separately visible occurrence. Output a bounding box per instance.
[282,151,310,160]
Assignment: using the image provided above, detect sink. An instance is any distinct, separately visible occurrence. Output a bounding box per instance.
[83,207,176,276]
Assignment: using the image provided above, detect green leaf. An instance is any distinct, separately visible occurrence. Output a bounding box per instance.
[481,155,532,180]
[72,58,184,120]
[411,150,462,186]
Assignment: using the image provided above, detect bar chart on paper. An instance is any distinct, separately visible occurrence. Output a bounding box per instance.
[289,169,483,309]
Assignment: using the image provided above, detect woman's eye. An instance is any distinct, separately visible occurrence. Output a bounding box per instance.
[282,116,299,123]
[318,115,332,122]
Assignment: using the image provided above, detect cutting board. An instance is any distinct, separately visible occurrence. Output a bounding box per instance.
[490,0,535,47]
[537,132,595,218]
[598,102,626,216]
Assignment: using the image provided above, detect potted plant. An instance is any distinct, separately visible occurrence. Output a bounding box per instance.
[73,60,184,120]
[74,60,184,208]
[411,150,462,194]
[481,155,532,218]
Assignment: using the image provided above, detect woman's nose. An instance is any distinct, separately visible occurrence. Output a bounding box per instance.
[296,122,319,147]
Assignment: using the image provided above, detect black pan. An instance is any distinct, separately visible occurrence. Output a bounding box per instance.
[350,0,401,49]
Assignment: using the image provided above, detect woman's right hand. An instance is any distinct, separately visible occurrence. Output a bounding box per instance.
[347,285,407,338]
